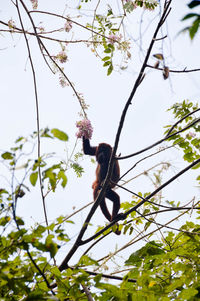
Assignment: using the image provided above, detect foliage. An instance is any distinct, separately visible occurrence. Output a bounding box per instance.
[165,101,200,175]
[1,99,200,299]
[123,224,200,300]
[181,0,200,39]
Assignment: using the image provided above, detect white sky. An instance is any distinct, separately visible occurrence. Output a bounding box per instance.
[0,0,200,266]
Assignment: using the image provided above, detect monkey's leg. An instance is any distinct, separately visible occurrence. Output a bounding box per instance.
[106,189,121,235]
[93,185,112,222]
[99,199,112,222]
[106,189,120,221]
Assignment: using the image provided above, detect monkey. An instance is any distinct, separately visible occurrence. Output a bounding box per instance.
[83,136,121,234]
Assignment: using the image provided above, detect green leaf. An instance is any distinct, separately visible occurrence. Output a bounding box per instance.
[104,48,112,53]
[192,162,200,169]
[16,217,25,225]
[78,255,99,267]
[179,287,198,299]
[125,241,164,265]
[182,13,200,21]
[15,136,25,143]
[1,152,14,160]
[107,43,114,50]
[188,0,200,8]
[0,216,11,226]
[102,56,111,61]
[30,172,38,186]
[50,266,61,277]
[183,152,194,162]
[45,235,58,258]
[70,163,84,177]
[107,63,113,76]
[51,128,68,141]
[103,61,111,67]
[58,170,67,188]
[189,18,200,39]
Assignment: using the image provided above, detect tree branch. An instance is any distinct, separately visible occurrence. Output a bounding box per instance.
[117,116,200,160]
[120,157,200,219]
[147,64,200,73]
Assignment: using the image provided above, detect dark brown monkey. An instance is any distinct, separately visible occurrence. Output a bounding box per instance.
[83,137,120,227]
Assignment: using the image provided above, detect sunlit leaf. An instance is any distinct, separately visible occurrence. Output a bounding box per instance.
[51,128,68,141]
[189,18,200,39]
[153,53,164,60]
[1,152,14,160]
[30,172,38,186]
[107,63,113,75]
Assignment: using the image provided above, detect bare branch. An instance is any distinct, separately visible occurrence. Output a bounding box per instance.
[136,208,197,235]
[0,21,103,44]
[147,64,200,73]
[81,284,94,301]
[15,0,49,229]
[120,157,200,220]
[117,116,200,160]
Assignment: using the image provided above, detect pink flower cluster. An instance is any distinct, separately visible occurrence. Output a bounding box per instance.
[108,34,122,45]
[76,119,93,139]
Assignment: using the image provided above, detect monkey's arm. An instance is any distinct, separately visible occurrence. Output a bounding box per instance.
[82,137,97,156]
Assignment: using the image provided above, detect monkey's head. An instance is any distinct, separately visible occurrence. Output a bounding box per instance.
[96,143,112,164]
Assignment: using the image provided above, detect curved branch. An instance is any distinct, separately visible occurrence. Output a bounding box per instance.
[82,269,136,283]
[14,5,54,291]
[117,117,200,160]
[136,209,196,235]
[121,157,200,219]
[30,10,116,42]
[16,0,49,228]
[112,1,172,162]
[0,21,103,44]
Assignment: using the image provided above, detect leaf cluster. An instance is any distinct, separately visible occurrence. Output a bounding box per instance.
[181,0,200,39]
[165,101,200,172]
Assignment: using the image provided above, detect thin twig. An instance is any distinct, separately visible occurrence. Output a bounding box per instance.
[16,0,49,229]
[30,10,117,42]
[97,199,200,264]
[147,64,200,73]
[13,2,55,291]
[117,116,200,160]
[136,208,197,235]
[81,284,94,301]
[0,21,103,44]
